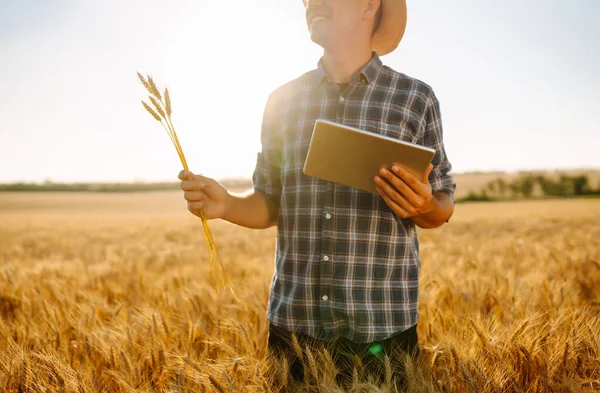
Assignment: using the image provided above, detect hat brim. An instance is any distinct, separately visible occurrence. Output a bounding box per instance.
[301,0,407,56]
[373,0,407,55]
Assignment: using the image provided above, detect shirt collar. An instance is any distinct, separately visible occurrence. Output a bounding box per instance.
[316,52,383,86]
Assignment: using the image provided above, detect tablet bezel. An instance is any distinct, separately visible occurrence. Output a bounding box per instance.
[302,119,436,193]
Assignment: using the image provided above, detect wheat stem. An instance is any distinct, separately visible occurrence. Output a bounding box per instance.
[137,71,236,300]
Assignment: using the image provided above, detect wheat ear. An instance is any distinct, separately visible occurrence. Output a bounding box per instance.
[137,72,236,300]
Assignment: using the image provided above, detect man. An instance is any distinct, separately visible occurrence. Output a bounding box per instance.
[179,0,455,387]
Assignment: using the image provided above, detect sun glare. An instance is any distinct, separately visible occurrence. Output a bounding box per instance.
[153,3,316,181]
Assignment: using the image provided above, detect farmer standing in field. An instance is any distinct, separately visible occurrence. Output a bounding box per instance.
[179,0,455,387]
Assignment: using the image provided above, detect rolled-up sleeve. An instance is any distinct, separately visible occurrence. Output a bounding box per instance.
[252,92,283,208]
[423,91,456,201]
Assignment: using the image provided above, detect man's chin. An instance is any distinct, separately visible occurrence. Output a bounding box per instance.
[309,32,329,50]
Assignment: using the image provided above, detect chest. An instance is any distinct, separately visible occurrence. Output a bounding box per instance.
[279,84,425,170]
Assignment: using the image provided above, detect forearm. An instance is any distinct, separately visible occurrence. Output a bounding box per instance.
[223,189,278,229]
[410,192,454,229]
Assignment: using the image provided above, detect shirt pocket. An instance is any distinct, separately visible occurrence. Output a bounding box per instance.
[364,117,419,144]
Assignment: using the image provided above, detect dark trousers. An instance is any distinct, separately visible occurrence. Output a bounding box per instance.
[267,323,419,389]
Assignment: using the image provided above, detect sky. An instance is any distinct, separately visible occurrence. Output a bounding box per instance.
[0,0,599,183]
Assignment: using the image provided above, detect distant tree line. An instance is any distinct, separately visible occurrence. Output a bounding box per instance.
[1,175,597,202]
[0,181,179,192]
[459,173,600,202]
[0,179,253,192]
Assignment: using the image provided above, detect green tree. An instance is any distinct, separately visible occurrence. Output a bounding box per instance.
[519,175,536,198]
[536,175,559,197]
[558,175,574,197]
[496,178,507,198]
[509,182,521,198]
[572,175,589,196]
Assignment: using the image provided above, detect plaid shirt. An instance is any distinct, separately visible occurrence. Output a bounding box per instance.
[253,53,455,343]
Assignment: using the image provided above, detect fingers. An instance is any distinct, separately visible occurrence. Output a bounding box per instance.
[179,169,215,195]
[178,170,214,184]
[178,170,193,181]
[187,201,204,216]
[376,186,410,218]
[178,170,213,217]
[183,191,204,202]
[376,168,424,208]
[390,165,429,198]
[375,176,419,217]
[191,173,215,184]
[180,180,206,192]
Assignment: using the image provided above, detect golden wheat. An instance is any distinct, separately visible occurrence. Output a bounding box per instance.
[0,193,598,392]
[137,73,235,299]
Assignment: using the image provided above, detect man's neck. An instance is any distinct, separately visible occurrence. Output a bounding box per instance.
[321,45,374,84]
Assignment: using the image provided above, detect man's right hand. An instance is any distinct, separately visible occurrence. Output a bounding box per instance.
[178,170,230,220]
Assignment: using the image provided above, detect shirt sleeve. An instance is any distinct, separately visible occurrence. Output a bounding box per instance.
[423,91,456,202]
[252,92,283,208]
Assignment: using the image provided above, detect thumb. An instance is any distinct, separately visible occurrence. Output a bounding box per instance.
[191,173,216,186]
[422,164,434,183]
[178,170,194,181]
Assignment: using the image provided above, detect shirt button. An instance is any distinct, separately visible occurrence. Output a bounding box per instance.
[322,295,329,301]
[323,255,330,261]
[339,96,345,103]
[325,213,332,219]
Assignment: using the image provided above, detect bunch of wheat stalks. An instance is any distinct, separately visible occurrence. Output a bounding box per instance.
[137,72,235,300]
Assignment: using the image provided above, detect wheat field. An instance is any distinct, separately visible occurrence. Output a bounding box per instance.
[0,191,599,392]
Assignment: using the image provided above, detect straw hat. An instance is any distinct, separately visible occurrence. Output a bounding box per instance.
[302,0,408,56]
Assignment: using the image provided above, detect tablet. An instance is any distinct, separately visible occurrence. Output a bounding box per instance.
[303,119,436,193]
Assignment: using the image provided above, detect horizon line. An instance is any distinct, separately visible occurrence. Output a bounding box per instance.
[1,166,600,186]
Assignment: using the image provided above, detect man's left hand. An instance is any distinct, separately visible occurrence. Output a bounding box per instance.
[374,164,439,219]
